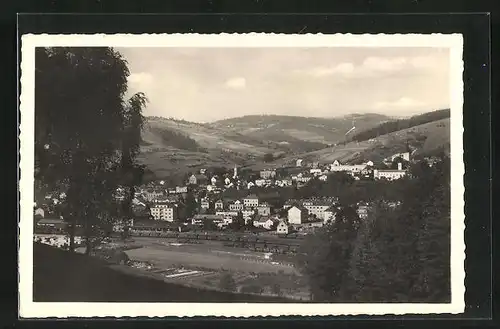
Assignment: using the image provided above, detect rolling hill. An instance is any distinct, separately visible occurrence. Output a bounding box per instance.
[246,116,450,170]
[137,111,449,179]
[210,113,392,145]
[137,114,391,179]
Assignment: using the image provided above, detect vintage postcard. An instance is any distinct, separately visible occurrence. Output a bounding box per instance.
[19,33,464,318]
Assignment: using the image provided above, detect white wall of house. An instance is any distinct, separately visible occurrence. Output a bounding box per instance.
[276,222,289,234]
[288,206,303,225]
[151,204,176,221]
[243,198,259,208]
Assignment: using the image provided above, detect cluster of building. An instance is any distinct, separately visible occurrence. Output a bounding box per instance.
[131,151,413,225]
[34,149,423,238]
[186,193,378,235]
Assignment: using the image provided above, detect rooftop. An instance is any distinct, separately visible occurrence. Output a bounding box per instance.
[245,194,259,199]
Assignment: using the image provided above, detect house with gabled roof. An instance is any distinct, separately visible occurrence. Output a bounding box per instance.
[243,194,259,208]
[214,199,224,210]
[287,205,308,225]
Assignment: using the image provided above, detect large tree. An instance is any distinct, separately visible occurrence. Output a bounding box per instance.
[296,156,451,302]
[296,205,360,301]
[35,47,147,253]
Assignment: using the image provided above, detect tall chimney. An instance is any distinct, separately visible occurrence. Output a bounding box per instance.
[397,162,402,171]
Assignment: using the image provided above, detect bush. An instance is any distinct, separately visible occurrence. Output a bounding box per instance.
[240,284,264,294]
[219,273,237,292]
[271,283,282,296]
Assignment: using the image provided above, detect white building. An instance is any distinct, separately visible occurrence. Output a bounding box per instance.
[192,214,224,225]
[144,189,164,202]
[288,206,307,225]
[175,186,188,193]
[330,160,366,174]
[242,208,256,218]
[323,206,337,223]
[318,175,328,182]
[296,159,303,167]
[257,203,271,216]
[34,207,45,218]
[243,194,259,208]
[260,169,276,179]
[229,200,244,211]
[214,199,224,210]
[357,204,370,219]
[216,211,239,217]
[255,179,266,187]
[150,202,177,222]
[302,200,331,220]
[188,174,198,185]
[296,176,312,184]
[200,198,210,210]
[253,217,277,230]
[373,163,406,180]
[276,221,290,235]
[211,176,218,185]
[387,152,410,162]
[310,168,322,175]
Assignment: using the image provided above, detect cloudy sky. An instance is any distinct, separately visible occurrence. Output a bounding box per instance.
[118,47,450,123]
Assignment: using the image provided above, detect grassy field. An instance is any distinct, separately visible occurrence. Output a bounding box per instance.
[33,242,293,302]
[124,243,299,275]
[122,238,309,300]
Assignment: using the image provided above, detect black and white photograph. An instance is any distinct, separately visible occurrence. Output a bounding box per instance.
[19,33,465,317]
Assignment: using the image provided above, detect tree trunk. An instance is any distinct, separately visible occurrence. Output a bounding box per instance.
[84,210,92,256]
[68,215,76,252]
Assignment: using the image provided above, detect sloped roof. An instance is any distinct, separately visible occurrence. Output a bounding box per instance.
[193,214,224,220]
[288,204,308,213]
[245,194,259,199]
[37,218,66,225]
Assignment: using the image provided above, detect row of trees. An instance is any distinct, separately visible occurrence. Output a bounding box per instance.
[348,109,450,143]
[150,126,206,153]
[296,156,451,302]
[35,47,148,254]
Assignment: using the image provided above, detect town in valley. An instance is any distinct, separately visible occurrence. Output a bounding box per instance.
[32,45,452,303]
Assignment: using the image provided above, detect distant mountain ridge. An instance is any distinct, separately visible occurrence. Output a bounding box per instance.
[209,113,392,145]
[138,110,448,179]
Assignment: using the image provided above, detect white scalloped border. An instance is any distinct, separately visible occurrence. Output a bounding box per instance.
[18,33,465,318]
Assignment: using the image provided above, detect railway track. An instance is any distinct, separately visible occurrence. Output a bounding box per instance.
[124,230,304,254]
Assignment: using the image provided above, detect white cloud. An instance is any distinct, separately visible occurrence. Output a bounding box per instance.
[117,47,449,121]
[303,62,355,77]
[362,56,407,72]
[225,77,246,89]
[374,97,427,110]
[299,56,437,80]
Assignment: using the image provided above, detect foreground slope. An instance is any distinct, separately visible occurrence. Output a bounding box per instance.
[33,243,291,302]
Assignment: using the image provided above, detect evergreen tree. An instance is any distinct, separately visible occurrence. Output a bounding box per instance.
[184,190,198,220]
[296,205,359,301]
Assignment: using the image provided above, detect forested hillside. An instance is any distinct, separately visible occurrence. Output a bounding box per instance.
[297,157,451,302]
[147,126,206,153]
[348,109,450,143]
